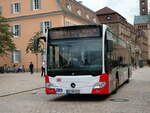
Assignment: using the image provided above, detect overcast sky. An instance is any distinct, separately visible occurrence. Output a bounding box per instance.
[77,0,150,24]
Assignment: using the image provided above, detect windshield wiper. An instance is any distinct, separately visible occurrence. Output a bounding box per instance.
[85,70,99,76]
[48,72,56,77]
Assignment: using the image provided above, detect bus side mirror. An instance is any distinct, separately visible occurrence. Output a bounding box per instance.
[34,36,46,50]
[107,40,113,52]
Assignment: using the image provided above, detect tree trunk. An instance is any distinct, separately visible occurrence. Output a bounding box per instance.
[35,53,38,72]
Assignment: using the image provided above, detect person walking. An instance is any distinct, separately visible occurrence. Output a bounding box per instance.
[29,62,34,74]
[41,62,45,77]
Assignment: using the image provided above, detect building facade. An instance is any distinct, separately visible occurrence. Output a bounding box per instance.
[0,0,99,70]
[140,0,148,15]
[97,7,148,63]
[134,0,150,60]
[96,7,136,43]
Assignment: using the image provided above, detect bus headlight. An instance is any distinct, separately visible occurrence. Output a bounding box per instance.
[45,83,56,88]
[93,82,106,89]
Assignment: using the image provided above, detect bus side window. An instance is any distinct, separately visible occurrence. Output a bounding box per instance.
[106,43,114,71]
[117,56,125,67]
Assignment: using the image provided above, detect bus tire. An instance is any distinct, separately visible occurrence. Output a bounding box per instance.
[126,68,130,83]
[112,74,119,94]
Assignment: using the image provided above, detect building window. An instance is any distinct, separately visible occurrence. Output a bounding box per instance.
[12,50,21,63]
[142,8,146,12]
[77,9,81,16]
[93,18,96,23]
[64,19,76,26]
[86,14,89,19]
[66,4,72,11]
[141,1,145,5]
[31,0,41,10]
[106,16,112,20]
[11,3,21,14]
[12,24,21,37]
[40,21,52,34]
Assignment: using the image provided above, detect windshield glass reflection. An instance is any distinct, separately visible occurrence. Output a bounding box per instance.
[47,38,102,75]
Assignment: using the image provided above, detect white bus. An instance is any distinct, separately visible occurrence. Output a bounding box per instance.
[35,25,132,94]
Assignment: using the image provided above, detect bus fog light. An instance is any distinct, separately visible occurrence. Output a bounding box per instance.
[93,82,106,89]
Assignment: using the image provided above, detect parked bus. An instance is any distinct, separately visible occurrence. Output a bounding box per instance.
[35,25,132,94]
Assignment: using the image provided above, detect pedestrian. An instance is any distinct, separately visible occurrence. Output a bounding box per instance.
[134,62,137,69]
[22,65,25,72]
[29,62,34,74]
[41,62,45,77]
[17,66,22,72]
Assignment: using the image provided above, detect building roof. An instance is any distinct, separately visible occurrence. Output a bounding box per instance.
[56,0,100,24]
[96,7,126,23]
[134,15,150,24]
[96,7,117,15]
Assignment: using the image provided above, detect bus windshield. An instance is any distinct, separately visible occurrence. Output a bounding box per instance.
[47,38,102,76]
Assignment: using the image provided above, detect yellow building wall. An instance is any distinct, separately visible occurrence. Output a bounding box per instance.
[0,0,60,18]
[0,0,61,69]
[0,0,96,70]
[0,54,12,66]
[7,14,64,70]
[0,14,88,69]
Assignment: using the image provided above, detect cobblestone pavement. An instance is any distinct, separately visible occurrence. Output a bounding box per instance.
[0,67,150,113]
[0,72,44,97]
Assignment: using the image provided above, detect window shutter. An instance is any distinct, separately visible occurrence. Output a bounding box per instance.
[11,4,13,14]
[0,6,2,15]
[19,3,21,13]
[11,51,14,63]
[19,25,21,37]
[18,51,21,62]
[31,0,33,10]
[11,25,14,37]
[11,25,13,33]
[50,21,52,28]
[39,0,41,9]
[40,22,43,33]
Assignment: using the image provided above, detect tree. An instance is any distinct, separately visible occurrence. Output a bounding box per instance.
[0,16,15,54]
[26,31,45,72]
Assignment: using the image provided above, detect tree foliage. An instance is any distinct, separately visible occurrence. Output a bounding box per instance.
[0,16,15,54]
[26,31,45,71]
[26,31,44,54]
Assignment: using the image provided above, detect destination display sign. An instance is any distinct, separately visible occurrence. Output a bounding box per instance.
[49,27,101,39]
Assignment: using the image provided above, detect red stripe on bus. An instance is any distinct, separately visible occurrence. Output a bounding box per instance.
[92,73,109,94]
[45,88,56,94]
[45,75,49,83]
[44,76,57,94]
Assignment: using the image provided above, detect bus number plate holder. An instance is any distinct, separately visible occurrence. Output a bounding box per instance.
[66,90,80,94]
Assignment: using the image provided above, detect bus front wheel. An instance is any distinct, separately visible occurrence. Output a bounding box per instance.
[126,69,130,83]
[113,76,119,94]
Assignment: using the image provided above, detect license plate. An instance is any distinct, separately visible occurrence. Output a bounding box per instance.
[66,90,80,94]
